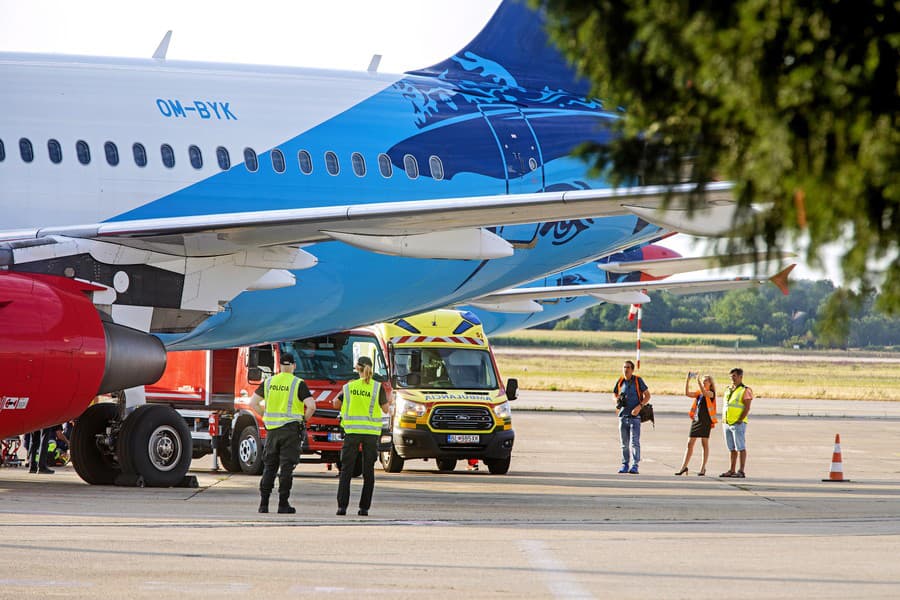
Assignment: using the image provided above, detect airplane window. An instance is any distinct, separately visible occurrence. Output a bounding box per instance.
[403,154,419,179]
[244,147,258,172]
[19,138,34,163]
[0,138,5,162]
[429,155,444,181]
[76,140,91,165]
[105,142,119,166]
[48,139,63,164]
[325,151,340,176]
[271,148,286,173]
[216,146,230,170]
[528,157,538,171]
[298,150,313,174]
[161,143,175,168]
[189,145,203,169]
[133,143,147,167]
[351,152,366,177]
[377,153,392,178]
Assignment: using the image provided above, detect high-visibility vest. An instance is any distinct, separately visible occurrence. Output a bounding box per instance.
[340,378,383,435]
[262,373,305,430]
[724,384,748,425]
[689,391,718,427]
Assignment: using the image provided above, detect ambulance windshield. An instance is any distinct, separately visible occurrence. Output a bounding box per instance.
[392,347,498,390]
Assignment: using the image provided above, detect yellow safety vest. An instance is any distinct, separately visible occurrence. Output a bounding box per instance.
[262,373,305,430]
[340,378,383,435]
[724,384,748,425]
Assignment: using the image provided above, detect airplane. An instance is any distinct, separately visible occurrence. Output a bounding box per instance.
[462,244,797,336]
[0,1,742,485]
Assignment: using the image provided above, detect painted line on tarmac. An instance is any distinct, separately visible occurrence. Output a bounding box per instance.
[519,539,594,599]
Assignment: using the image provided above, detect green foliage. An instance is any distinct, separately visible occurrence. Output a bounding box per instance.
[553,279,900,348]
[539,0,900,315]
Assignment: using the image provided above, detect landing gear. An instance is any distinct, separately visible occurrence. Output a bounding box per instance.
[70,400,194,487]
[117,404,193,487]
[71,402,121,485]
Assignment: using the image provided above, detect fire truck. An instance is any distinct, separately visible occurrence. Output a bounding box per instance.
[147,309,517,475]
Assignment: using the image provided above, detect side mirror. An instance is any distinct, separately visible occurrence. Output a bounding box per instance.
[505,378,518,401]
[248,367,263,383]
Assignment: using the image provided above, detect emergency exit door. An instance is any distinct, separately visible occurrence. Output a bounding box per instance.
[480,106,544,194]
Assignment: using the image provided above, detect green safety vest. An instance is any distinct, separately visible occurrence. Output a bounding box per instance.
[262,373,305,430]
[724,384,748,425]
[340,378,383,435]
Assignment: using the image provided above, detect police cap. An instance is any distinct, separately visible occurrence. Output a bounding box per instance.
[279,353,296,366]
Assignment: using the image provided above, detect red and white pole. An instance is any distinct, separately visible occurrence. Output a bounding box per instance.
[636,305,643,372]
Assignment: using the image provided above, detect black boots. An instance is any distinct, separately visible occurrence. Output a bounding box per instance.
[277,502,296,514]
[258,495,269,513]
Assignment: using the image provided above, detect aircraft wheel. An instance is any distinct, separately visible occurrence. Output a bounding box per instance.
[485,456,511,475]
[379,445,404,473]
[436,458,457,472]
[118,405,192,487]
[236,425,264,475]
[71,403,121,485]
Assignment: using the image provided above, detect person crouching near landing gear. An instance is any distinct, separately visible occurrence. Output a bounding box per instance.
[333,356,390,516]
[250,353,316,514]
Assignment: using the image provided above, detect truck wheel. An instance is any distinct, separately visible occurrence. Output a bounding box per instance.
[71,403,121,485]
[237,425,264,475]
[218,443,241,473]
[379,445,404,473]
[118,405,193,487]
[485,456,511,475]
[436,458,457,472]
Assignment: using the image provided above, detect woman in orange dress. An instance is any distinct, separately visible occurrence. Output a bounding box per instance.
[675,373,717,476]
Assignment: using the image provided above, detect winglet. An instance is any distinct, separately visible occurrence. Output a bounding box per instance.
[153,30,173,60]
[367,54,382,73]
[770,264,796,295]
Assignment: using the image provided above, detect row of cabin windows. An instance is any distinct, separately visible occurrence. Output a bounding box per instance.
[0,138,445,181]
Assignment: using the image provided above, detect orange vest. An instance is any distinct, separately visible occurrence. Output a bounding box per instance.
[688,390,717,427]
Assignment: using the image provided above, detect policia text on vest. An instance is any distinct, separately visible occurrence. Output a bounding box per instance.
[334,356,390,516]
[250,354,316,514]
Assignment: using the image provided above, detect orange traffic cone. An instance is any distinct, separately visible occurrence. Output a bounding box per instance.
[822,433,850,482]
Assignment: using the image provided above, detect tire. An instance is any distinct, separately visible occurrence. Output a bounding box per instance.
[485,456,511,475]
[218,442,241,473]
[71,403,121,485]
[236,425,264,475]
[379,445,404,473]
[118,405,193,487]
[436,458,457,472]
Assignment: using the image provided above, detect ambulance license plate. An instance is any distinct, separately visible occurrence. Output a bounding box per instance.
[327,432,343,442]
[447,434,479,443]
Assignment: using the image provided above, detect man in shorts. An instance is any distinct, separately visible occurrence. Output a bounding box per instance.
[720,367,753,478]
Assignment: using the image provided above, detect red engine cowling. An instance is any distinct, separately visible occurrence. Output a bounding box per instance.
[0,273,166,438]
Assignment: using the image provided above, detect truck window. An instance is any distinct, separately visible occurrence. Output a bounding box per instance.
[279,335,386,383]
[393,347,498,390]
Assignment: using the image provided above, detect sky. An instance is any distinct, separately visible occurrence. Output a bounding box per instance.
[0,0,837,283]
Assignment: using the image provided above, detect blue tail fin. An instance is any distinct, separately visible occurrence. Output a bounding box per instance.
[409,0,589,96]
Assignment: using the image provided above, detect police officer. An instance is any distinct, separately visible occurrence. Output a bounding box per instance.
[250,353,316,514]
[333,356,390,516]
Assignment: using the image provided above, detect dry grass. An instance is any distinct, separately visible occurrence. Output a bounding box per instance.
[494,352,900,401]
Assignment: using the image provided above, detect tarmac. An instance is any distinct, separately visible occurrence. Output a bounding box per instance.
[1,392,898,598]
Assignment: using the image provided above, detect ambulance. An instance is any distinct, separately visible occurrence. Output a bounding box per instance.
[374,310,517,474]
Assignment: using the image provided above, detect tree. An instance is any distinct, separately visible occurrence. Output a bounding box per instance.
[539,0,899,315]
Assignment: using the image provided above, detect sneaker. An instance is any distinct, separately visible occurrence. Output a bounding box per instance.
[467,463,479,471]
[38,467,55,474]
[629,466,639,474]
[618,465,629,474]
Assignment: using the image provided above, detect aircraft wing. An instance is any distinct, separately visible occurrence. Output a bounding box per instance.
[0,182,736,329]
[470,265,796,312]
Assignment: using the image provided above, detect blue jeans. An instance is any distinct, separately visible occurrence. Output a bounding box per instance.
[619,416,641,466]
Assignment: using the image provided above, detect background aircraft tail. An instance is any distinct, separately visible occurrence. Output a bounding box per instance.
[409,0,590,96]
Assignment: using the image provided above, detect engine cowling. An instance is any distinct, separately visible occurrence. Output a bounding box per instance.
[0,273,166,438]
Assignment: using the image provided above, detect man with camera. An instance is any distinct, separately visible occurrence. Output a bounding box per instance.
[613,360,651,474]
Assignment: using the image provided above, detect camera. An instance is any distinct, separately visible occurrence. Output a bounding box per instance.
[616,392,628,409]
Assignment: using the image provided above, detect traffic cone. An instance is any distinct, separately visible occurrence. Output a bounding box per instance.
[822,433,850,482]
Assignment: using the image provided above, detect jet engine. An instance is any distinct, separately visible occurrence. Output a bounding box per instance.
[0,272,166,438]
